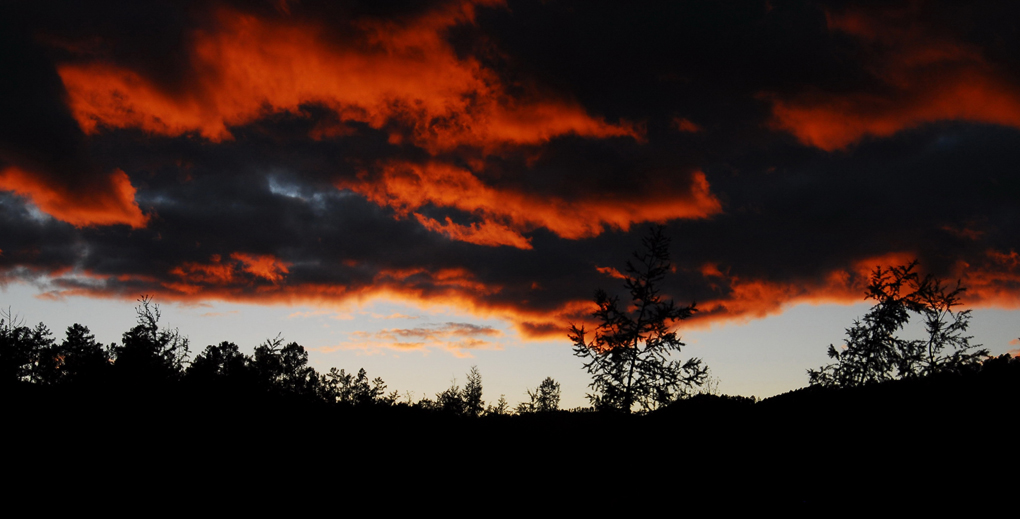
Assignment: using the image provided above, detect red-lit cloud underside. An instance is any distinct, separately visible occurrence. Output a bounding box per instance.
[3,1,1020,345]
[0,167,147,229]
[768,6,1020,150]
[37,248,1020,342]
[60,4,642,151]
[28,2,1020,234]
[44,2,720,242]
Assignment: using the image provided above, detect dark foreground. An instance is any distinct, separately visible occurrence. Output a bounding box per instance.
[6,358,1017,511]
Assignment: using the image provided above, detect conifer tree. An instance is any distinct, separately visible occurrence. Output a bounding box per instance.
[809,262,988,387]
[570,226,707,413]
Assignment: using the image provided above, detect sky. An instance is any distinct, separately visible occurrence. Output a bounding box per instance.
[1,0,1018,408]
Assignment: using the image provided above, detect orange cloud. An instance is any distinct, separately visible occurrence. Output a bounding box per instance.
[691,274,852,328]
[29,247,1020,345]
[525,261,871,337]
[941,225,985,241]
[767,7,1020,150]
[700,263,725,278]
[165,253,291,294]
[340,321,503,356]
[955,249,1020,308]
[231,253,290,283]
[689,253,918,327]
[596,266,626,280]
[672,117,702,133]
[336,332,499,358]
[0,166,148,228]
[38,258,585,341]
[339,160,722,246]
[169,255,236,287]
[415,214,534,249]
[683,249,1020,329]
[57,2,639,153]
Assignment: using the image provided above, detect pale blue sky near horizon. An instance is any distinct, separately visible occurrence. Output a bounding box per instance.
[4,281,1017,409]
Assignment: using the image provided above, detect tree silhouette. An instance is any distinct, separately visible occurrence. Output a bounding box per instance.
[435,378,466,415]
[0,311,28,383]
[189,342,248,378]
[569,226,707,413]
[251,335,319,397]
[187,341,252,392]
[518,377,560,413]
[912,275,987,376]
[321,367,392,406]
[37,324,110,385]
[809,262,988,387]
[0,312,56,385]
[1,310,53,384]
[486,394,510,416]
[462,366,484,417]
[809,263,921,387]
[113,296,189,383]
[425,367,487,416]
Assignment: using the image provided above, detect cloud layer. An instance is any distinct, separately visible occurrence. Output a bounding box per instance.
[2,0,1018,348]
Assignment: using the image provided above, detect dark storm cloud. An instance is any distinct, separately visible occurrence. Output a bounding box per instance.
[1,0,1018,338]
[660,122,1020,320]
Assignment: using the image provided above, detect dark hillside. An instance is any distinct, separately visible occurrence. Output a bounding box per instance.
[6,358,1016,509]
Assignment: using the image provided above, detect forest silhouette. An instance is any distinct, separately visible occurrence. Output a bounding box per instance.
[3,229,1017,507]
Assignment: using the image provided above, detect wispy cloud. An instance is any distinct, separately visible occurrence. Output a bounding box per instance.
[329,322,503,357]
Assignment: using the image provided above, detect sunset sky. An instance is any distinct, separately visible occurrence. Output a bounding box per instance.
[2,0,1018,408]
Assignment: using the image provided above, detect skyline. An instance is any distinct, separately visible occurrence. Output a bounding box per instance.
[2,0,1018,407]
